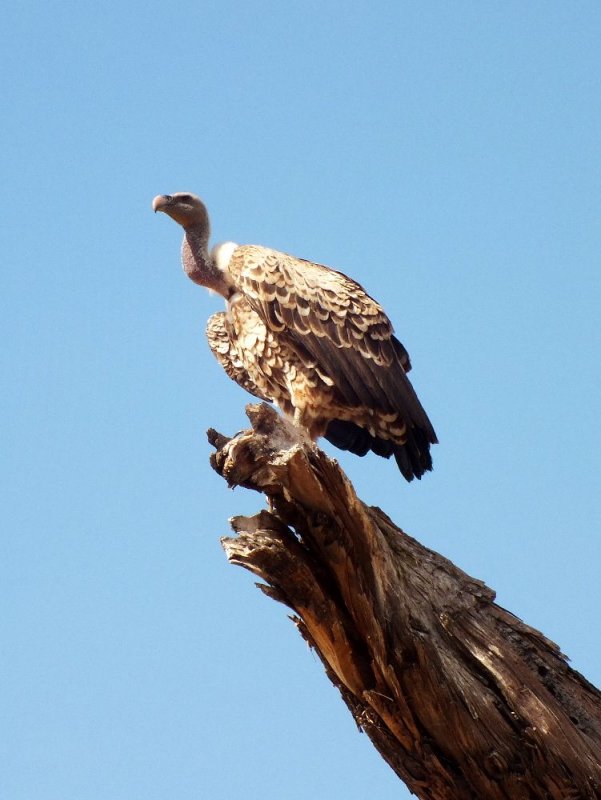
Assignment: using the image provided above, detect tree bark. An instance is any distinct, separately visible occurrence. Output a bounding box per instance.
[208,403,601,800]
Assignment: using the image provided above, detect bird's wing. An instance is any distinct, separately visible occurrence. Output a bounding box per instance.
[227,245,436,441]
[206,312,272,403]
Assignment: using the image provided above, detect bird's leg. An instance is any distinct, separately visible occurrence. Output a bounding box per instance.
[293,407,319,443]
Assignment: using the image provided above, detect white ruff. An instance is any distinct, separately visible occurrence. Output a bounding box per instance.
[212,241,238,277]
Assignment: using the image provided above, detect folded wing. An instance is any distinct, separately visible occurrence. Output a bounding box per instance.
[227,245,437,479]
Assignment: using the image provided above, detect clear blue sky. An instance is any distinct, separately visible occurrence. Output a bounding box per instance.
[2,3,600,798]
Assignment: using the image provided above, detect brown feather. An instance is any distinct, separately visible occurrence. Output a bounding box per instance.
[227,244,437,446]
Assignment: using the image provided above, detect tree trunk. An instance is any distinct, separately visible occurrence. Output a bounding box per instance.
[208,404,601,800]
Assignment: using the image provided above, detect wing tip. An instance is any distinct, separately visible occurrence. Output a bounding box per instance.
[324,419,435,482]
[393,428,434,482]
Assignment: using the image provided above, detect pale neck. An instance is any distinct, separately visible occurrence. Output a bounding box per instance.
[182,228,230,298]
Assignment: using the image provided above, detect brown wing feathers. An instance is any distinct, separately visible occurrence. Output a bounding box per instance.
[228,246,437,479]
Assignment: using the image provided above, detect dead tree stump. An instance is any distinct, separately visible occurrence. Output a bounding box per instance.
[208,403,601,800]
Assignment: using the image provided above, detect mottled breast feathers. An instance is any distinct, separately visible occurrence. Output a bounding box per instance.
[206,311,271,403]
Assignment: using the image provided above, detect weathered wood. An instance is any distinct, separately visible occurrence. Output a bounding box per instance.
[209,404,601,800]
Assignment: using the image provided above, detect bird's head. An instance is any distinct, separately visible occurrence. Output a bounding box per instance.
[152,192,210,233]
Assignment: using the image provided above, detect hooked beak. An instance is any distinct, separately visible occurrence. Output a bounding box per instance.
[152,194,172,213]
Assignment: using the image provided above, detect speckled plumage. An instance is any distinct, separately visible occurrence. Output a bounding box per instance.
[154,192,437,480]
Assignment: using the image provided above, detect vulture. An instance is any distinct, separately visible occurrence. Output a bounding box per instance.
[153,192,437,481]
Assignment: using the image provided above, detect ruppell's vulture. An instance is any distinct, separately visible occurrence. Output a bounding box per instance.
[153,192,437,481]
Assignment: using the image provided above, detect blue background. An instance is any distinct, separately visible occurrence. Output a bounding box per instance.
[2,3,600,798]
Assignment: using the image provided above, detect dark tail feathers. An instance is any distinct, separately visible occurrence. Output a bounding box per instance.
[324,419,433,482]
